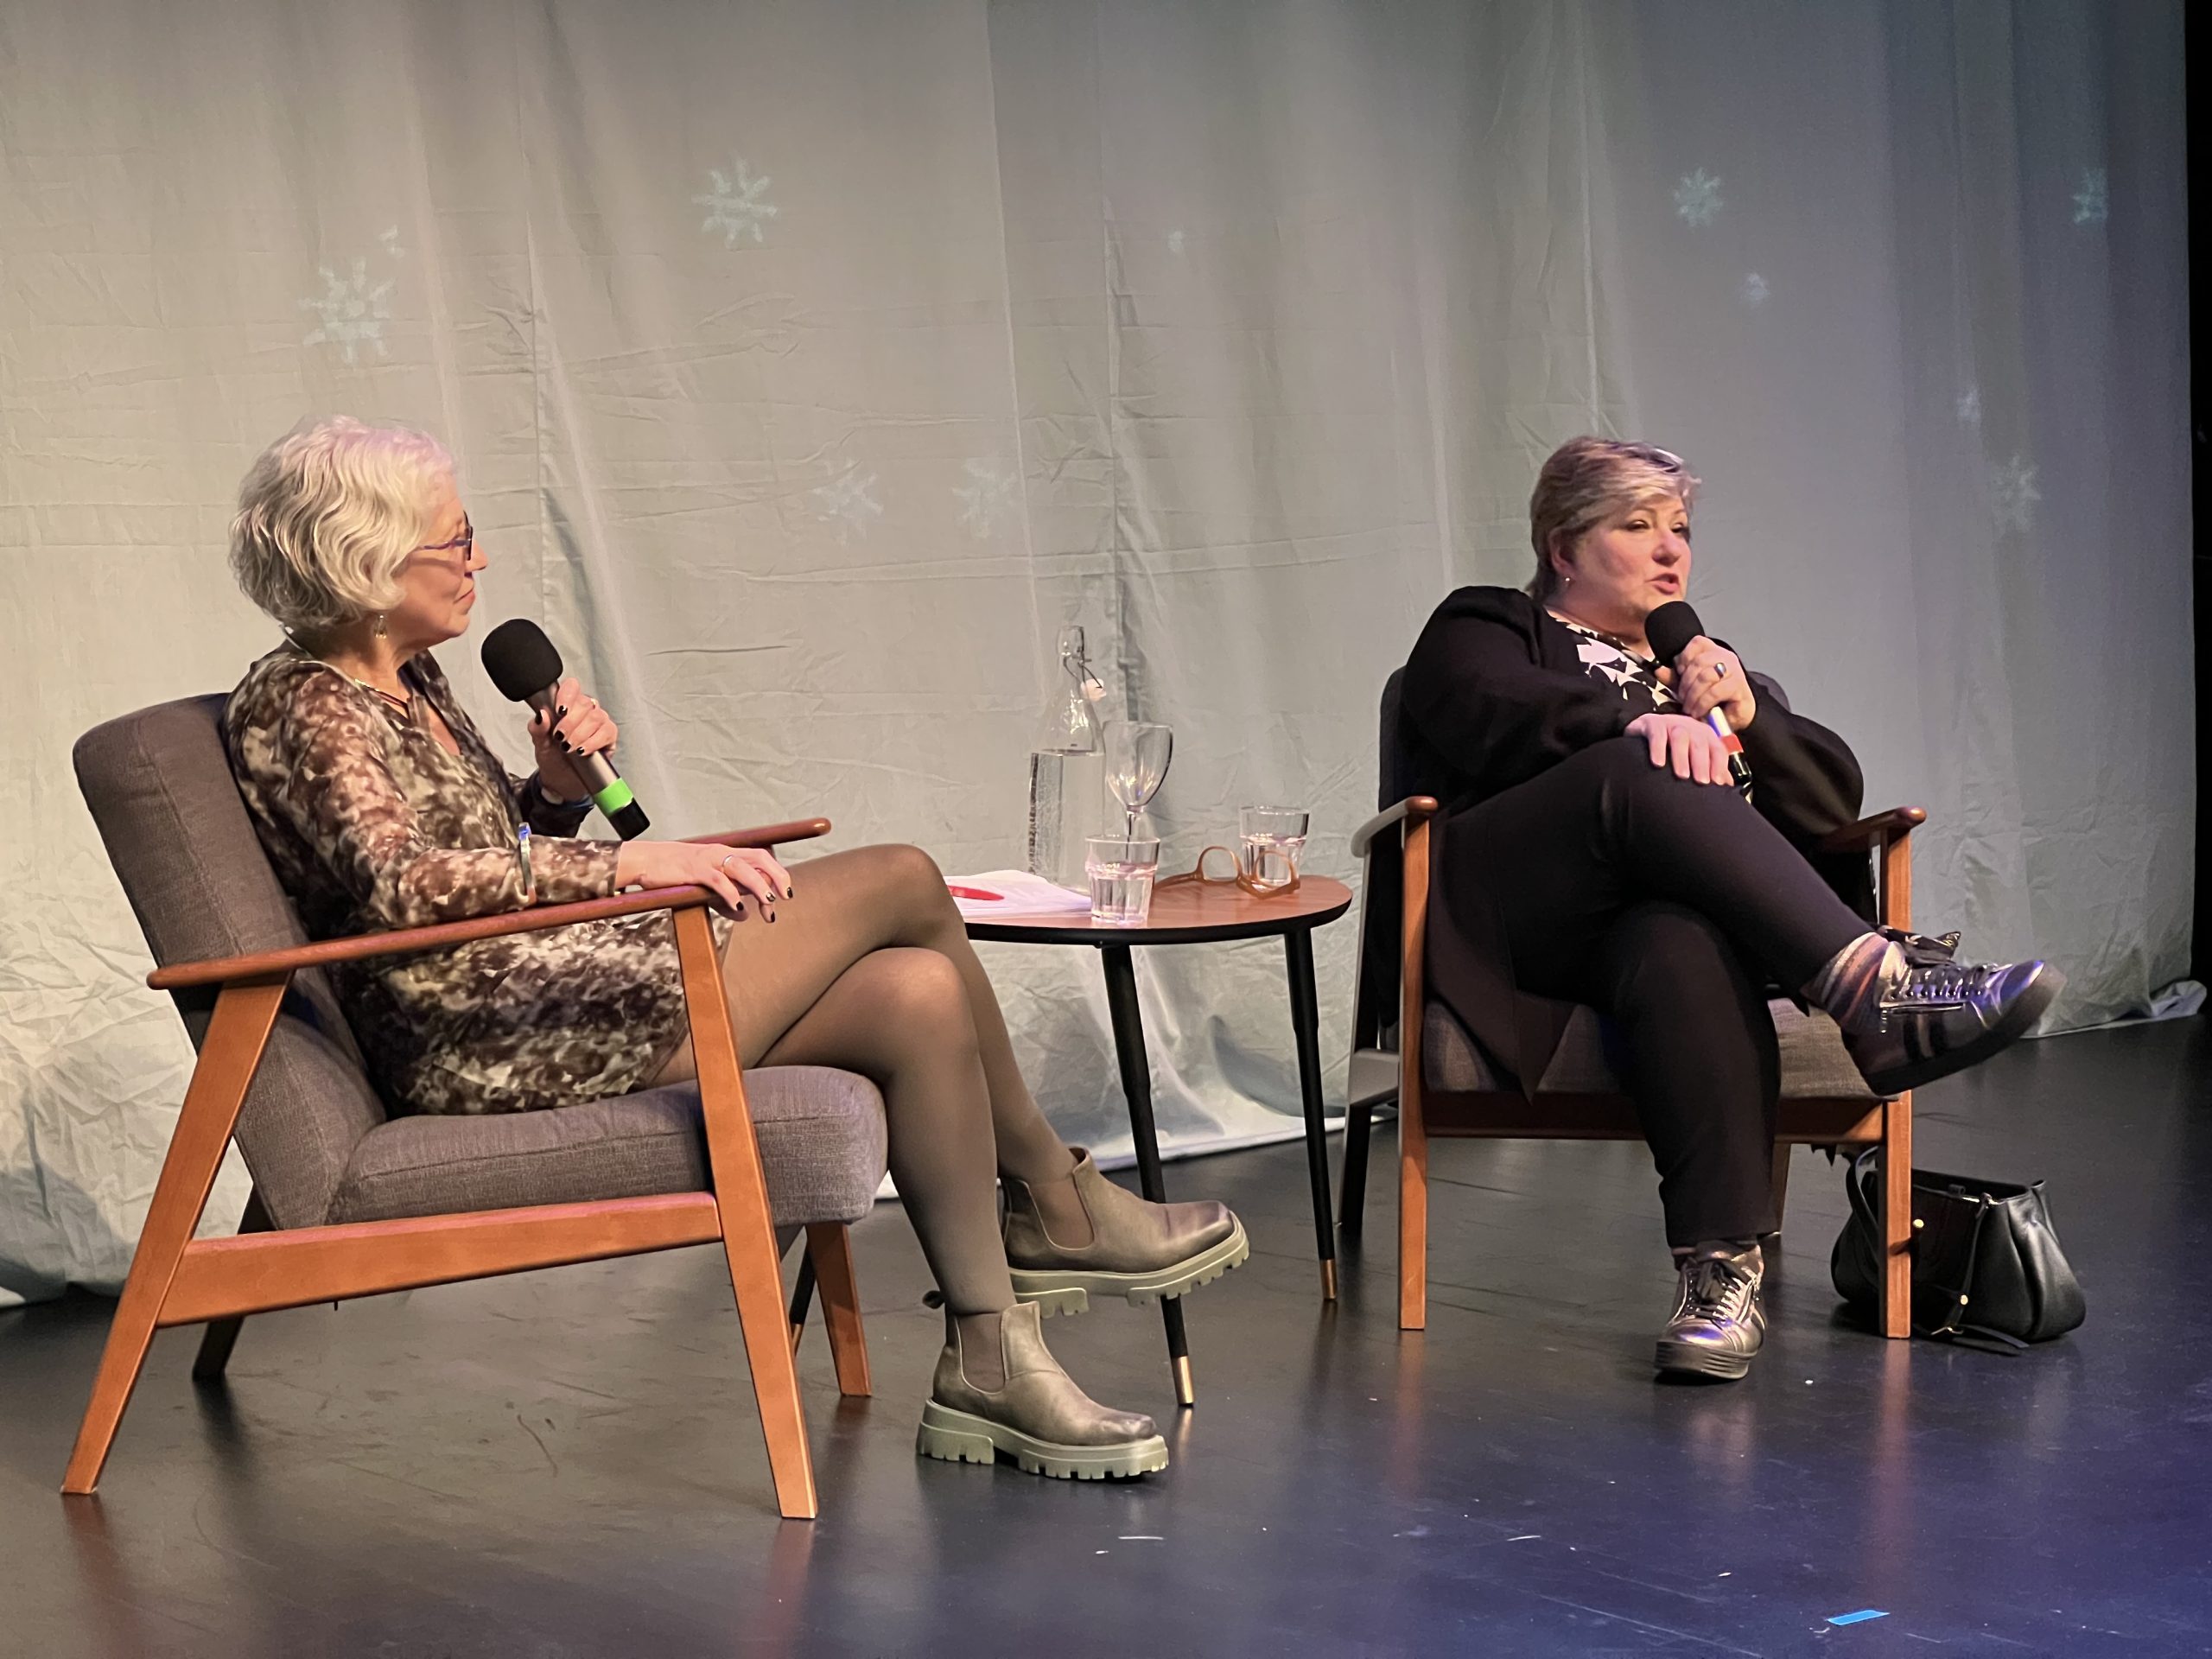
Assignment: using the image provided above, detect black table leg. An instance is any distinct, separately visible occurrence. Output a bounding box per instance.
[1282,928,1338,1300]
[1099,943,1195,1408]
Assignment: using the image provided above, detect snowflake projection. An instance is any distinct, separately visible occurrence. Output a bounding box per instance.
[1989,454,2040,536]
[2071,168,2107,226]
[1738,272,1770,308]
[695,156,779,246]
[953,459,1020,537]
[1674,169,1724,227]
[301,250,397,365]
[813,463,882,541]
[1956,386,1982,426]
[1166,230,1186,254]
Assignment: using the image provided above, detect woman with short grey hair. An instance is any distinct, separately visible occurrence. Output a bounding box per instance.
[1397,435,2059,1381]
[223,416,1251,1479]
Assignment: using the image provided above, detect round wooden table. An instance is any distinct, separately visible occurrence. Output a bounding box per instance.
[966,874,1353,1406]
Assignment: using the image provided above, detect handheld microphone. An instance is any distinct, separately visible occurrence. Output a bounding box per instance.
[1644,600,1752,798]
[480,619,652,839]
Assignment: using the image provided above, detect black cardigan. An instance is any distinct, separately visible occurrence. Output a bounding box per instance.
[1394,586,1870,1091]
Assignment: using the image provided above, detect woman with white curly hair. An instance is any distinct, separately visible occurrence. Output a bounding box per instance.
[222,416,1249,1480]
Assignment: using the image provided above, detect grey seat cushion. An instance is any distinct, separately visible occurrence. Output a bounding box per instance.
[328,1066,888,1227]
[1423,999,1877,1101]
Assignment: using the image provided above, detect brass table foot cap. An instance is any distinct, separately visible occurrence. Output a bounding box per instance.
[1320,1259,1338,1300]
[1173,1354,1195,1406]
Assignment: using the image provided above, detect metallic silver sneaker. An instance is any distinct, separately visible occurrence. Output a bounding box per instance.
[1846,957,2063,1097]
[1655,1242,1765,1381]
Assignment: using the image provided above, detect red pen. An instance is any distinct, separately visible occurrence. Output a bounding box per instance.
[947,885,1003,902]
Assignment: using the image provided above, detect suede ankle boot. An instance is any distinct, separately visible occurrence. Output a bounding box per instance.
[915,1302,1168,1480]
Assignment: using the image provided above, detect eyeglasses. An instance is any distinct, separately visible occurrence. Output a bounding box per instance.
[414,521,475,562]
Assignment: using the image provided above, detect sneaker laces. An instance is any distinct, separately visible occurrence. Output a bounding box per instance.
[1678,1252,1758,1326]
[1883,959,2001,1013]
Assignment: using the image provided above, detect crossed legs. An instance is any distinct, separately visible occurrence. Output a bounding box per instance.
[654,842,1073,1316]
[1457,736,1869,1242]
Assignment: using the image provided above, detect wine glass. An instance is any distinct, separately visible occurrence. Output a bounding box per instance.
[1104,721,1173,838]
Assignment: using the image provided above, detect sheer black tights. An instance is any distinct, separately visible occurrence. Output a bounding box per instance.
[656,843,1073,1316]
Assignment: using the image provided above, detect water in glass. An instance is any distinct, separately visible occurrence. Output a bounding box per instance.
[1236,806,1309,892]
[1086,836,1160,925]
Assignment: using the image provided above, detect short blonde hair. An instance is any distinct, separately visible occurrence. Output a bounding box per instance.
[229,416,455,639]
[1526,436,1700,601]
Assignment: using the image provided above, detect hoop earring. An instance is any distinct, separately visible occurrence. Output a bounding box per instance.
[372,613,389,639]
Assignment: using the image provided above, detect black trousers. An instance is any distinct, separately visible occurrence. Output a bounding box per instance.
[1459,737,1872,1244]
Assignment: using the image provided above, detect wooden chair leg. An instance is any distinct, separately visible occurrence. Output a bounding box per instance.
[1770,1143,1792,1237]
[1398,816,1432,1332]
[65,976,287,1495]
[1398,1095,1428,1331]
[1880,1092,1914,1339]
[1338,1103,1374,1240]
[676,908,818,1521]
[804,1223,871,1398]
[191,1187,273,1382]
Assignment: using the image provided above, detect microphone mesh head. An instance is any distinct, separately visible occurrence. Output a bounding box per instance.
[1643,601,1705,665]
[480,619,563,702]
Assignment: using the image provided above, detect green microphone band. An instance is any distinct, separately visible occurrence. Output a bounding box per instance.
[591,777,636,815]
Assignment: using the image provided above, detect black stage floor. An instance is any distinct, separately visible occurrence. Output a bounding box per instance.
[3,1015,2207,1657]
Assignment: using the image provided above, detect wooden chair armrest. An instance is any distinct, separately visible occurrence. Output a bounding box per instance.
[683,817,833,850]
[149,816,831,991]
[149,884,721,990]
[1815,805,1926,854]
[1351,797,1440,859]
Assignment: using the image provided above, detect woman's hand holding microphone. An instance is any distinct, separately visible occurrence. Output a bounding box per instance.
[527,675,619,804]
[1663,634,1757,733]
[523,672,793,920]
[1633,631,1757,787]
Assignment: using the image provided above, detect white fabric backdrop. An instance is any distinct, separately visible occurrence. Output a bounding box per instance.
[0,0,2190,1302]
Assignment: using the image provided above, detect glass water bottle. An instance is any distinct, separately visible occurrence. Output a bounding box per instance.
[1026,624,1107,887]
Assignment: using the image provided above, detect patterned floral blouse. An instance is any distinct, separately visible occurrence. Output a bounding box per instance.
[225,643,692,1116]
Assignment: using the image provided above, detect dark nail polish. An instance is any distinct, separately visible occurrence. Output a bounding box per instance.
[785,886,796,899]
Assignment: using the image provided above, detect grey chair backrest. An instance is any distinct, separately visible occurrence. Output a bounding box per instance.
[73,696,387,1230]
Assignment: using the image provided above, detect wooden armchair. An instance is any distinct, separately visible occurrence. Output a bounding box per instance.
[1338,671,1919,1338]
[66,696,887,1520]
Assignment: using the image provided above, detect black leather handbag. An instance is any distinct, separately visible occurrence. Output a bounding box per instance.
[1830,1149,2086,1346]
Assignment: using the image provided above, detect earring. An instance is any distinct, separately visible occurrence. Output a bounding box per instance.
[372,613,389,639]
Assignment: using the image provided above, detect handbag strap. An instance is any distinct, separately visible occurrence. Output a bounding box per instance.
[1843,1147,2010,1347]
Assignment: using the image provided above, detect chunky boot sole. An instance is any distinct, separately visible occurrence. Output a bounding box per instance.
[915,1400,1168,1480]
[1859,965,2065,1097]
[1653,1338,1755,1381]
[1007,1217,1250,1316]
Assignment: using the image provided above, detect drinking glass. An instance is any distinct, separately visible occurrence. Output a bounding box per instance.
[1085,834,1161,925]
[1104,721,1174,838]
[1236,806,1309,893]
